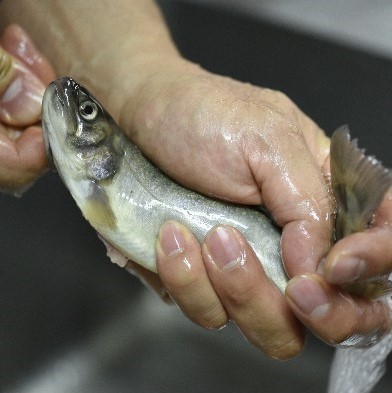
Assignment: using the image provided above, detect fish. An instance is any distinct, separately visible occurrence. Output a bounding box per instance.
[42,77,392,299]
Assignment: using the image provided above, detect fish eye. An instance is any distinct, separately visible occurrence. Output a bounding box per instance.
[79,100,98,121]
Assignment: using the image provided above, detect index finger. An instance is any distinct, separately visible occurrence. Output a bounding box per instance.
[323,190,392,284]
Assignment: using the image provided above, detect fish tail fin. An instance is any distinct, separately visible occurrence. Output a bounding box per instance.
[330,125,392,240]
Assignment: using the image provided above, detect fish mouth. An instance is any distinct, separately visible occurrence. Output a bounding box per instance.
[41,77,79,168]
[53,77,79,106]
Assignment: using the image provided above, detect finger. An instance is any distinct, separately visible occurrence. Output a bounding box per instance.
[0,126,47,193]
[323,229,392,284]
[202,225,304,359]
[0,29,48,126]
[244,114,333,276]
[0,60,45,127]
[156,221,228,329]
[124,260,172,303]
[1,24,56,84]
[323,191,392,284]
[286,273,391,346]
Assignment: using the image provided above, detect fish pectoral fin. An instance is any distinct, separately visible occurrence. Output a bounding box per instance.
[330,126,392,239]
[83,182,117,230]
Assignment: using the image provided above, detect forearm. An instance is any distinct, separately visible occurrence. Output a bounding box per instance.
[0,0,183,120]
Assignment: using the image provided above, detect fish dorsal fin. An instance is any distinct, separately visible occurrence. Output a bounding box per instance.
[330,126,392,240]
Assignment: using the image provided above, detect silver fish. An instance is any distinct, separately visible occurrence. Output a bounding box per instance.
[42,77,392,300]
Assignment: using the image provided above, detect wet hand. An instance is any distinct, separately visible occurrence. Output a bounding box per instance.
[119,62,334,358]
[286,190,392,347]
[286,132,392,347]
[121,62,392,356]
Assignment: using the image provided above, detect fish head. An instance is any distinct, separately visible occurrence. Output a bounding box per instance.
[42,77,122,183]
[42,77,123,227]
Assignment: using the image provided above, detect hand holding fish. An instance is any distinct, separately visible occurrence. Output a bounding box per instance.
[132,67,392,354]
[2,0,392,364]
[0,25,55,195]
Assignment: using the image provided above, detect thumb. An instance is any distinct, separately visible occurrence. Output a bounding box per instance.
[0,49,44,127]
[247,119,333,276]
[1,24,56,85]
[0,24,56,127]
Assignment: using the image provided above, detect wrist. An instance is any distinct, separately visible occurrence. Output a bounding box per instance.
[0,0,183,123]
[74,47,185,124]
[118,57,207,135]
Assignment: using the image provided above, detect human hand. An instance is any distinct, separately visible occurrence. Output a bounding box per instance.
[286,190,392,347]
[0,25,55,195]
[4,0,390,359]
[117,62,334,358]
[121,63,391,356]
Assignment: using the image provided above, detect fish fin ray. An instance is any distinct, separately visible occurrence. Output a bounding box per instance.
[331,126,392,239]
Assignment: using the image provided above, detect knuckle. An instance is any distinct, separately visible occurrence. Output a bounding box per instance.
[262,89,300,122]
[271,89,293,107]
[170,272,201,292]
[221,282,258,308]
[323,319,361,346]
[195,303,229,330]
[246,329,304,360]
[264,336,304,360]
[159,258,201,292]
[323,301,391,346]
[260,88,291,106]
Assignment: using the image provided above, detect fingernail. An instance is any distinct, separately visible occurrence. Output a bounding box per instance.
[204,226,244,271]
[158,221,186,257]
[327,257,366,284]
[286,275,330,319]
